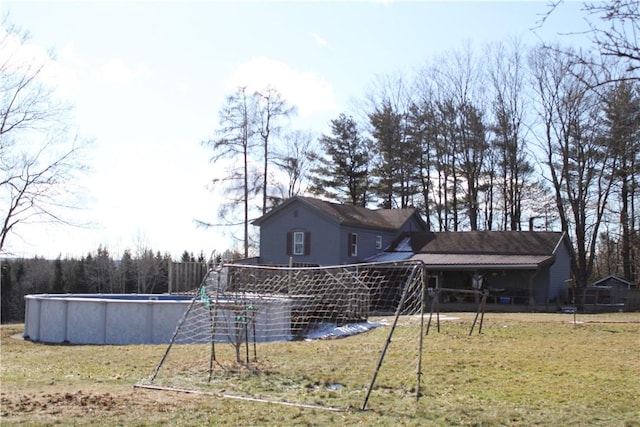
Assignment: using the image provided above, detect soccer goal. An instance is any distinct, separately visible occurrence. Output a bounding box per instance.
[137,261,435,411]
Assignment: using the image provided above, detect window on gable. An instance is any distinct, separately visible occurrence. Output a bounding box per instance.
[349,233,358,257]
[293,231,304,255]
[375,235,382,250]
[286,231,310,256]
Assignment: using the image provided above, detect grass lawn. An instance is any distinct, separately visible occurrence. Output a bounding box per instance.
[1,312,639,426]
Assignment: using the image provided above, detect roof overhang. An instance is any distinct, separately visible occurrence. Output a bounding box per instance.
[408,253,555,270]
[365,252,414,263]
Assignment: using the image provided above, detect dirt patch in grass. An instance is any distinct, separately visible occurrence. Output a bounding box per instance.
[1,385,233,425]
[2,313,640,426]
[1,390,120,416]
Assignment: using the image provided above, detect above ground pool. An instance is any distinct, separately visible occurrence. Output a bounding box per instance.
[23,293,292,345]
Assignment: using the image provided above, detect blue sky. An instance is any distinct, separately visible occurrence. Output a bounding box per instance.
[1,1,589,260]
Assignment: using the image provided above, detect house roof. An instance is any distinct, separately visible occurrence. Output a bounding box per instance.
[390,231,565,255]
[253,196,425,231]
[374,231,567,270]
[410,253,555,270]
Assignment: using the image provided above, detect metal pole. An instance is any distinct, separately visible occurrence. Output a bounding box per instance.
[436,294,441,333]
[426,287,438,335]
[469,289,487,336]
[208,304,216,382]
[362,265,419,411]
[244,307,250,364]
[478,290,488,333]
[416,269,426,401]
[251,304,257,361]
[149,275,208,382]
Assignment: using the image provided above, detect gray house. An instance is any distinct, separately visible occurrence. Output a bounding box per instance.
[252,197,573,309]
[252,196,428,266]
[372,231,573,307]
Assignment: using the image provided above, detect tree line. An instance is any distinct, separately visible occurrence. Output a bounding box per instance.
[0,247,239,323]
[204,7,639,288]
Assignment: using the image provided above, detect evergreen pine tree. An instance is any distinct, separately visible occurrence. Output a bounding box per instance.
[308,113,371,206]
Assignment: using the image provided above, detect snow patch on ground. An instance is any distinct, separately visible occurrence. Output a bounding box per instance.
[304,321,382,341]
[303,315,462,341]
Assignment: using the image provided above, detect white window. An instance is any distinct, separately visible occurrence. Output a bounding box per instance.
[293,231,305,255]
[375,235,383,250]
[350,233,358,257]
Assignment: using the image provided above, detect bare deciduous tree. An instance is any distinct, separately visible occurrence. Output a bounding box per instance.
[254,86,296,214]
[418,44,488,231]
[0,20,89,254]
[583,0,640,75]
[201,86,257,258]
[539,1,639,87]
[486,38,533,231]
[529,45,618,286]
[273,130,317,200]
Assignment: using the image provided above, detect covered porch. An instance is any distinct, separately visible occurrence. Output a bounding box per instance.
[414,252,562,311]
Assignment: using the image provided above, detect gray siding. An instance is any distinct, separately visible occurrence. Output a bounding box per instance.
[257,198,426,266]
[339,212,426,263]
[258,202,341,265]
[533,267,551,304]
[340,226,397,263]
[548,239,572,303]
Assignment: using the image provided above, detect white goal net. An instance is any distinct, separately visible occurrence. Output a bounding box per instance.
[138,261,441,410]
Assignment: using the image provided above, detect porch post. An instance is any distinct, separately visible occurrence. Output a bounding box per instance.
[528,271,534,307]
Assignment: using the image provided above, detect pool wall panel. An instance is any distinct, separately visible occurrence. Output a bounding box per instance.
[24,297,41,341]
[39,299,67,343]
[151,302,189,344]
[67,300,107,344]
[24,294,292,345]
[106,301,148,345]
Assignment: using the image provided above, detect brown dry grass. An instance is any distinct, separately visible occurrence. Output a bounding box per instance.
[1,312,639,426]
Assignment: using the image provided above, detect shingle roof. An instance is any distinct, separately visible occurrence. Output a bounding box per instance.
[391,231,565,255]
[294,197,421,231]
[369,231,568,269]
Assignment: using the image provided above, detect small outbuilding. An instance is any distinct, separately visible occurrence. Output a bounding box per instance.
[575,275,637,311]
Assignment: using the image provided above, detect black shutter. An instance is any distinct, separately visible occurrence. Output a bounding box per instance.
[304,232,311,256]
[286,231,292,256]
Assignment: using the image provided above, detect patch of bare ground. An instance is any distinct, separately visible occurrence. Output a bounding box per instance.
[1,390,119,416]
[0,386,218,425]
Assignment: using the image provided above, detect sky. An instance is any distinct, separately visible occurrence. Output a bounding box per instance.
[1,0,591,260]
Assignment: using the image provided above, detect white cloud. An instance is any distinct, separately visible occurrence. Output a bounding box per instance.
[58,42,86,67]
[225,56,338,117]
[95,59,147,86]
[0,25,79,97]
[311,32,329,47]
